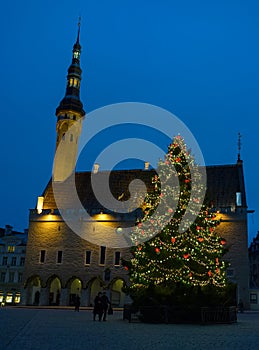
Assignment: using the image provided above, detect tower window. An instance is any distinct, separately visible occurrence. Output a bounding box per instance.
[57,251,63,264]
[62,133,65,141]
[85,250,91,265]
[100,246,106,265]
[73,51,80,59]
[40,250,46,263]
[114,251,121,266]
[70,134,73,142]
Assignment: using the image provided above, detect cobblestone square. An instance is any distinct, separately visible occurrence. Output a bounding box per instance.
[1,308,259,350]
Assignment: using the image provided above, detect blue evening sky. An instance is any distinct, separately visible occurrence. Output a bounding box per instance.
[0,0,258,244]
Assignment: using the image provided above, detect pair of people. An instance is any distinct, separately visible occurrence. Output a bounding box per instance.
[93,291,111,321]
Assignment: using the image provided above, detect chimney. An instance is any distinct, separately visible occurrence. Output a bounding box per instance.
[5,225,13,235]
[37,196,44,214]
[93,163,100,174]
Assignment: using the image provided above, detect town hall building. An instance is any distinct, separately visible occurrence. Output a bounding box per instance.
[22,25,250,308]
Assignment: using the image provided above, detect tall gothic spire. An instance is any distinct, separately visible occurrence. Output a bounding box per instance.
[56,18,85,117]
[53,20,85,181]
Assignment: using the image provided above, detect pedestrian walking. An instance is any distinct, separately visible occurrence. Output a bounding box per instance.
[93,292,103,321]
[101,291,111,321]
[238,299,244,313]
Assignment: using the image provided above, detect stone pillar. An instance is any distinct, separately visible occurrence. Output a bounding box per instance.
[81,288,88,307]
[39,287,49,306]
[60,288,69,306]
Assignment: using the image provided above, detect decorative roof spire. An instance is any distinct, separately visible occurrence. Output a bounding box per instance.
[76,16,81,44]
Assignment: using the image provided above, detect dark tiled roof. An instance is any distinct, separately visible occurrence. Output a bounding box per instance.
[42,163,246,211]
[206,163,247,208]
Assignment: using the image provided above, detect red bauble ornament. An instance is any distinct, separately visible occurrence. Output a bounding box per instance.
[208,270,212,277]
[221,238,226,245]
[183,253,189,259]
[155,247,160,253]
[198,237,204,243]
[171,237,176,244]
[209,227,214,232]
[124,266,129,271]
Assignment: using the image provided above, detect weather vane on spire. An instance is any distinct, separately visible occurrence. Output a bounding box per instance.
[76,16,81,44]
[237,132,242,162]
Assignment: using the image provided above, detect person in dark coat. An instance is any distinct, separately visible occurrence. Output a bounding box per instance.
[74,295,80,312]
[93,292,103,321]
[101,291,111,321]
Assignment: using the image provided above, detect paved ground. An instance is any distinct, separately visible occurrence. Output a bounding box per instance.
[1,307,259,350]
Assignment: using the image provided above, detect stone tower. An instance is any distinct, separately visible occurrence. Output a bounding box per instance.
[53,20,85,182]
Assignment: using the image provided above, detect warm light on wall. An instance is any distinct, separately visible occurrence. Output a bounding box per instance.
[37,196,44,214]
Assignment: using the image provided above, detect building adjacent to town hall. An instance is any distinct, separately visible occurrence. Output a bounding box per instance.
[0,225,28,305]
[22,26,250,308]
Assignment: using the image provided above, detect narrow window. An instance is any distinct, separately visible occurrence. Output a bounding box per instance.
[70,134,73,142]
[20,257,25,266]
[114,251,121,266]
[18,273,23,283]
[11,257,17,266]
[0,272,6,282]
[100,246,106,265]
[62,133,65,141]
[85,250,91,265]
[9,272,15,283]
[40,250,46,263]
[57,251,63,264]
[8,246,15,253]
[2,257,7,265]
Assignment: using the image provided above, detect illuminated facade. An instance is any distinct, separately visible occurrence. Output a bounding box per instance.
[0,225,28,305]
[22,26,250,308]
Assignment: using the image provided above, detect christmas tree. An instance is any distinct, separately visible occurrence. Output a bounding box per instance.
[123,135,229,305]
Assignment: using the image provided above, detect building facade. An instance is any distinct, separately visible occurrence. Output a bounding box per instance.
[22,26,250,308]
[249,231,259,310]
[0,225,28,305]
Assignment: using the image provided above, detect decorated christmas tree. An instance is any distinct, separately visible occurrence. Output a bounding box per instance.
[123,135,230,307]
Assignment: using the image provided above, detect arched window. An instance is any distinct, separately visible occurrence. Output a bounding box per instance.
[70,134,73,142]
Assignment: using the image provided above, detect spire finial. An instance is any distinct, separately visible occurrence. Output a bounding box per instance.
[76,16,81,44]
[237,132,242,162]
